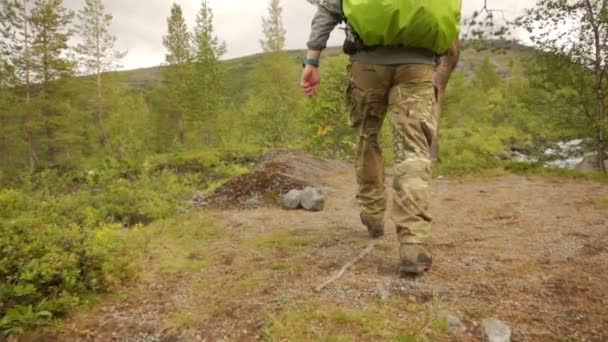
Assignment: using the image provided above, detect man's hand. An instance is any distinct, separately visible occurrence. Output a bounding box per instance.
[301,50,322,97]
[435,41,461,98]
[301,65,321,97]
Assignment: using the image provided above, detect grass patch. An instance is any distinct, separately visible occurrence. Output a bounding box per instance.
[463,304,492,319]
[592,197,608,209]
[230,271,273,296]
[137,213,230,276]
[261,297,447,341]
[166,312,197,330]
[506,162,608,183]
[250,230,319,251]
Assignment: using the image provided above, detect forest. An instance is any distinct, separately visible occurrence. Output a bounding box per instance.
[0,0,607,337]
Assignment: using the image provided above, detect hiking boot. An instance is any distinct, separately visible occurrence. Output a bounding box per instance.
[360,214,384,239]
[399,244,432,276]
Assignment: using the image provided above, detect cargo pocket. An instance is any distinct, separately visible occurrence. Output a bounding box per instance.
[347,85,386,128]
[347,82,365,128]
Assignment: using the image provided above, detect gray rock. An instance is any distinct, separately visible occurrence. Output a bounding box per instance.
[446,313,466,333]
[192,191,207,206]
[481,318,511,342]
[512,151,537,164]
[576,152,607,173]
[498,150,513,161]
[281,189,302,209]
[510,143,527,153]
[545,157,584,170]
[301,187,325,212]
[376,283,390,301]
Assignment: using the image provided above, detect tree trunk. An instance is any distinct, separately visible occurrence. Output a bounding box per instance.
[96,71,106,147]
[585,0,606,172]
[23,0,35,173]
[95,7,106,148]
[178,114,185,146]
[598,107,606,172]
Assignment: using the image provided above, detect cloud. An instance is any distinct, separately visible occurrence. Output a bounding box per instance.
[62,0,537,70]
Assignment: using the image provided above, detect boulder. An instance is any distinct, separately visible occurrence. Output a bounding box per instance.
[576,152,607,173]
[301,187,325,212]
[281,189,302,209]
[497,150,513,161]
[545,157,584,170]
[481,318,511,342]
[511,151,537,164]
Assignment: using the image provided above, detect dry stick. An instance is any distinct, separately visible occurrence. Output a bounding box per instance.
[315,241,377,292]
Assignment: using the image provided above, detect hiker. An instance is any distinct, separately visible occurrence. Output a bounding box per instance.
[301,0,461,276]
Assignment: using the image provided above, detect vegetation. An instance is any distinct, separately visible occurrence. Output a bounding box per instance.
[518,0,608,172]
[0,0,607,336]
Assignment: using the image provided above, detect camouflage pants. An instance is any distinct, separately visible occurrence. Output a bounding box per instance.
[347,61,437,245]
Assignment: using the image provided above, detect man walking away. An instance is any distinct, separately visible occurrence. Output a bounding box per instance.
[300,0,461,276]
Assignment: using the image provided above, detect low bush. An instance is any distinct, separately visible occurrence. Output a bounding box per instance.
[0,207,135,336]
[0,148,258,335]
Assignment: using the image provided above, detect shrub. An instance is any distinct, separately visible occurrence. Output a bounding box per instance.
[0,216,134,335]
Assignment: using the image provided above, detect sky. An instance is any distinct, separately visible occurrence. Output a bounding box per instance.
[63,0,537,71]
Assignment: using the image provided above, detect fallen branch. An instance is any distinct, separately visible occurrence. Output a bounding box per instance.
[315,241,377,292]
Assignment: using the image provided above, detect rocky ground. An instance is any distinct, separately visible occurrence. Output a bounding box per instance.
[27,151,608,341]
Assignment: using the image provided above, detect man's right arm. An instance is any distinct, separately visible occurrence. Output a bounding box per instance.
[306,0,342,52]
[302,0,342,97]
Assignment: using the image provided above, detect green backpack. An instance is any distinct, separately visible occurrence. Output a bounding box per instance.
[343,0,462,54]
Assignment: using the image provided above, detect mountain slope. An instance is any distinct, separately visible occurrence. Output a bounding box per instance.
[114,42,534,101]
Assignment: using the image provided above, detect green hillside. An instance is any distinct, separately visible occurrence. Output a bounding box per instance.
[116,42,534,102]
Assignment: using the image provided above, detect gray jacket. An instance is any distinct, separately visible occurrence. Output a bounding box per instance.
[307,0,436,65]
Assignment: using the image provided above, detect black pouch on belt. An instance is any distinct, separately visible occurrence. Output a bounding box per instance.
[343,23,365,55]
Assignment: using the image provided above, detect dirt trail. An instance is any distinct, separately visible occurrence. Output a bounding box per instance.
[44,153,607,341]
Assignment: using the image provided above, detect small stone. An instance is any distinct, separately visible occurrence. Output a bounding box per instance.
[576,152,608,173]
[281,189,302,209]
[481,318,511,342]
[192,191,206,205]
[498,150,513,161]
[376,283,390,301]
[300,187,325,212]
[510,143,527,153]
[446,313,466,333]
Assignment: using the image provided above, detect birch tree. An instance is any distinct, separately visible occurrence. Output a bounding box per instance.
[75,0,125,147]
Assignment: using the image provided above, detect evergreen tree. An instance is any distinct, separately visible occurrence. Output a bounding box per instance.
[29,0,75,166]
[19,0,38,172]
[474,57,501,90]
[75,0,125,148]
[163,3,190,66]
[161,3,191,146]
[191,0,226,146]
[1,0,38,172]
[260,0,286,53]
[0,1,17,170]
[246,0,302,147]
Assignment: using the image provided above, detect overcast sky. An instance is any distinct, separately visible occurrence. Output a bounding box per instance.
[63,0,537,71]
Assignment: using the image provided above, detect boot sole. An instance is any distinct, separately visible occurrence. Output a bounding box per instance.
[399,263,431,276]
[368,230,384,239]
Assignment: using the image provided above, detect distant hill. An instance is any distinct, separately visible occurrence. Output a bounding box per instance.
[114,41,535,103]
